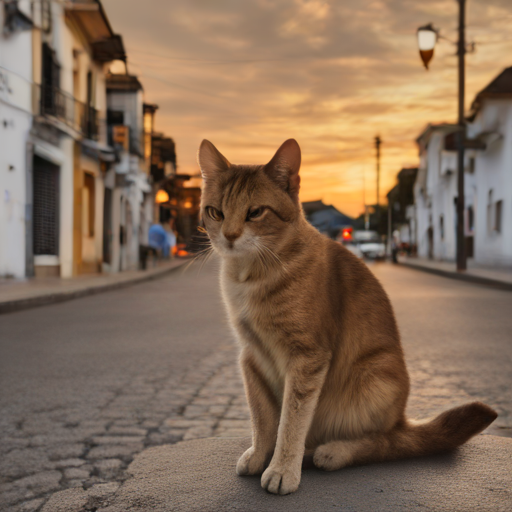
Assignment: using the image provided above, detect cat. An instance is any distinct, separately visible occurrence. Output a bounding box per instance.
[197,138,498,495]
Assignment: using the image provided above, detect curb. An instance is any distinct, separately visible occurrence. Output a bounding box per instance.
[399,260,512,291]
[0,260,188,315]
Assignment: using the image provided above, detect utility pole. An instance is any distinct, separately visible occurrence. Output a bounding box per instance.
[362,169,369,230]
[375,135,381,231]
[456,0,467,271]
[388,201,392,258]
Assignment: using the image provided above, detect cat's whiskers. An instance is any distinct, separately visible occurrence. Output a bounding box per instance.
[245,240,267,275]
[182,235,214,274]
[249,239,286,275]
[259,242,287,273]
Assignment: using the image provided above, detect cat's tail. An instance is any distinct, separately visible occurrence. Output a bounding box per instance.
[313,402,498,471]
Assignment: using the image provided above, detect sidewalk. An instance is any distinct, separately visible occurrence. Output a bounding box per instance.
[398,256,512,290]
[0,258,187,315]
[41,435,512,512]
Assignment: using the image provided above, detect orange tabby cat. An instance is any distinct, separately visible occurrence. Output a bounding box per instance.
[197,138,497,495]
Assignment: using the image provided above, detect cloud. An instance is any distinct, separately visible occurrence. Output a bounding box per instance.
[103,0,512,215]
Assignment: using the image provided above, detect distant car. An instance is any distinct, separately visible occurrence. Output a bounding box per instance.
[341,240,364,259]
[336,227,364,258]
[352,230,386,260]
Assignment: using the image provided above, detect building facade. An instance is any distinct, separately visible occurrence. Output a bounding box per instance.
[0,1,141,279]
[386,167,418,248]
[412,66,512,266]
[413,124,477,261]
[467,67,512,267]
[0,0,34,278]
[105,73,154,272]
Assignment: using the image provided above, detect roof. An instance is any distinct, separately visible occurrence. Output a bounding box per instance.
[397,167,418,179]
[309,208,354,234]
[415,123,459,148]
[143,103,159,114]
[468,66,512,120]
[65,1,126,62]
[302,200,329,217]
[106,74,143,92]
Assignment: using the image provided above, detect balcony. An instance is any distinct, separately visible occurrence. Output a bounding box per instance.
[35,84,100,141]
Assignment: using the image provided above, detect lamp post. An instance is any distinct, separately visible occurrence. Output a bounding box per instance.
[417,0,467,271]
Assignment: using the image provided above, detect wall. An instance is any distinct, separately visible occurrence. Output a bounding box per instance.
[106,86,151,272]
[471,100,512,266]
[0,4,33,278]
[414,129,475,262]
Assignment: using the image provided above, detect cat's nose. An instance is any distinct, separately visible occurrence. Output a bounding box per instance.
[224,231,241,243]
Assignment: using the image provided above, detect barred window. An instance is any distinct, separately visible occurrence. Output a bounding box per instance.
[33,156,59,255]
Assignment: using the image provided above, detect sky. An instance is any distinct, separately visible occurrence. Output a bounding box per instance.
[103,0,512,217]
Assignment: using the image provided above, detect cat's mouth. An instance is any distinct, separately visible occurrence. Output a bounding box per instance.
[214,238,252,257]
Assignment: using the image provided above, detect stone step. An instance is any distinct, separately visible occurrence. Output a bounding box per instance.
[42,434,512,512]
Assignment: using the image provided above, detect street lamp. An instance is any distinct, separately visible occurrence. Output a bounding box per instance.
[417,0,467,272]
[155,189,169,204]
[417,24,438,69]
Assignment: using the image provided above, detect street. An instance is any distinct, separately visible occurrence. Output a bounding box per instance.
[1,261,511,511]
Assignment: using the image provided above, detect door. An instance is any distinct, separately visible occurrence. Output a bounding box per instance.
[33,156,59,257]
[103,188,113,264]
[427,226,434,260]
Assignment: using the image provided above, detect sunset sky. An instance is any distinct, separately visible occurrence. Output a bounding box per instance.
[103,0,512,217]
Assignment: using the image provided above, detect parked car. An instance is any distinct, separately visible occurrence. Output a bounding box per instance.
[352,230,386,260]
[336,228,386,260]
[342,240,364,259]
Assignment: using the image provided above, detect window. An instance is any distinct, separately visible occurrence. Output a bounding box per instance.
[468,157,475,174]
[467,205,474,233]
[41,43,60,115]
[487,190,493,234]
[439,215,444,240]
[495,200,503,233]
[86,71,93,107]
[107,110,124,125]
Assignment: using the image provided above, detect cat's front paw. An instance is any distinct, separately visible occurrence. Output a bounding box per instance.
[261,463,301,495]
[236,446,268,476]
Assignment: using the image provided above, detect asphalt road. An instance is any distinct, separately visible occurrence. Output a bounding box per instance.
[371,263,512,433]
[1,261,511,511]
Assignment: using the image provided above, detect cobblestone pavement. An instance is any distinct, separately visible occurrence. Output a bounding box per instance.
[1,261,511,511]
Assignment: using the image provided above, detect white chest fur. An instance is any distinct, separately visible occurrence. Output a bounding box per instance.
[220,268,286,396]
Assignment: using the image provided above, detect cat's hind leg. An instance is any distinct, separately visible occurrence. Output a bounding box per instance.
[314,401,497,471]
[313,435,388,471]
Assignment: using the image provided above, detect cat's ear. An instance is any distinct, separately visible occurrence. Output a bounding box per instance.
[197,140,230,182]
[264,139,301,200]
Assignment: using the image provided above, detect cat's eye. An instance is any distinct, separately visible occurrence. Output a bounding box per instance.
[206,206,223,221]
[247,207,265,221]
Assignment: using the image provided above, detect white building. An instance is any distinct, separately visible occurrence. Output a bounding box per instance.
[0,1,34,278]
[467,66,512,267]
[1,0,125,278]
[414,124,477,261]
[104,73,155,272]
[413,66,512,267]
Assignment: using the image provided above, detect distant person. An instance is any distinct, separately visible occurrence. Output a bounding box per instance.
[391,230,400,264]
[148,221,176,258]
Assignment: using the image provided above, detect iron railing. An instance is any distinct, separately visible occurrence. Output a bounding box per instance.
[35,84,100,141]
